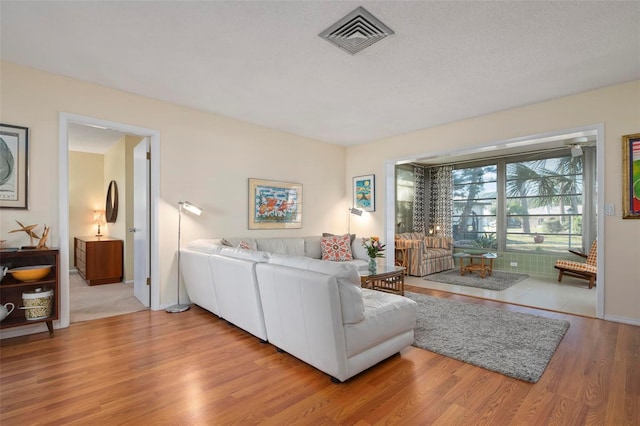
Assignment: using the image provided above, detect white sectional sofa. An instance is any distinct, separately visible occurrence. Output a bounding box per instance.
[180,236,417,382]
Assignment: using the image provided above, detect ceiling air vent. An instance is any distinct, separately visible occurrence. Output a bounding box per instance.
[319,6,394,55]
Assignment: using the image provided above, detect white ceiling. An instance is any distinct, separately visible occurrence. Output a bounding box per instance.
[1,1,639,147]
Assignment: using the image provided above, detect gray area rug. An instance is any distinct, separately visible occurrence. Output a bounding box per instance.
[424,269,529,291]
[405,292,569,383]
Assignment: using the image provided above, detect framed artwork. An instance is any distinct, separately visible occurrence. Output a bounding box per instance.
[622,133,640,219]
[353,174,375,212]
[248,178,302,229]
[0,124,29,209]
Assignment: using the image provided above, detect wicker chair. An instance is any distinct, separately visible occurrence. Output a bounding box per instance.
[554,240,597,289]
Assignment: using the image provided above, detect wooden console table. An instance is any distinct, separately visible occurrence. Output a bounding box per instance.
[360,265,406,296]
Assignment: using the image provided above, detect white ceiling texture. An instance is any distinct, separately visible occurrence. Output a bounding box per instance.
[1,1,639,151]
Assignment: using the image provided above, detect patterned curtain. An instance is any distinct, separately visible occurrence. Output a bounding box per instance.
[412,165,426,232]
[427,165,453,238]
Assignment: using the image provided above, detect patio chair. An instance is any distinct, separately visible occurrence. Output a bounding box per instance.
[554,240,597,289]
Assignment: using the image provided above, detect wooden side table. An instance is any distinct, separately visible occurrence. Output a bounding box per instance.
[456,253,498,279]
[360,265,406,296]
[394,246,408,275]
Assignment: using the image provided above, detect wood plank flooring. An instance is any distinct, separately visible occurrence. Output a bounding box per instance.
[1,285,638,425]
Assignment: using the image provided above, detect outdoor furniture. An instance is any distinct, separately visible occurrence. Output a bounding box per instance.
[554,240,597,289]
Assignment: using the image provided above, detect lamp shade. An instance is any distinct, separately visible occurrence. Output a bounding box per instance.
[349,207,363,216]
[93,210,106,224]
[180,201,202,216]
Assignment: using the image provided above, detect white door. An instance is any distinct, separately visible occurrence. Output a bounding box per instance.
[132,138,150,307]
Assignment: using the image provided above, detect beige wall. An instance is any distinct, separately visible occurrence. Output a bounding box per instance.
[103,136,127,280]
[0,61,347,316]
[347,80,640,324]
[67,151,104,268]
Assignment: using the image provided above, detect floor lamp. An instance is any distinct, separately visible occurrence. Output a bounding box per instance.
[348,207,363,234]
[166,200,203,313]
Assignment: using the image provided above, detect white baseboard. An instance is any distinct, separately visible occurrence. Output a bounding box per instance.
[603,314,640,327]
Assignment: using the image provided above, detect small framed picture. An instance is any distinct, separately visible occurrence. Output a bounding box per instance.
[353,174,375,212]
[0,124,29,209]
[622,133,640,219]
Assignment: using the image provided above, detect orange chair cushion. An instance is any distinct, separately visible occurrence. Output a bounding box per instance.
[555,259,596,274]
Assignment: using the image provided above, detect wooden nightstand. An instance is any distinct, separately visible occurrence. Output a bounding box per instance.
[74,237,123,285]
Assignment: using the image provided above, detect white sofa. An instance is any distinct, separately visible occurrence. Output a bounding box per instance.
[181,236,417,382]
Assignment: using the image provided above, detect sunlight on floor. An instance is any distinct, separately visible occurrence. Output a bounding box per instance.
[407,273,596,317]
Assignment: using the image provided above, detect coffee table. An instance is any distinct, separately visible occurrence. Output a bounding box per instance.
[455,252,498,279]
[360,264,406,296]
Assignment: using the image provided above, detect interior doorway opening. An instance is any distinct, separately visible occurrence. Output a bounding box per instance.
[385,124,604,319]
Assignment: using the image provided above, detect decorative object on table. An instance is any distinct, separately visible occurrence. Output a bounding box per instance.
[0,302,14,321]
[21,288,54,320]
[0,265,6,282]
[362,236,385,273]
[167,201,203,313]
[405,291,570,383]
[347,207,362,234]
[105,180,118,222]
[9,220,40,248]
[424,269,529,291]
[248,178,302,229]
[622,132,640,219]
[37,225,50,249]
[353,174,375,212]
[0,123,29,209]
[7,265,53,282]
[93,210,106,236]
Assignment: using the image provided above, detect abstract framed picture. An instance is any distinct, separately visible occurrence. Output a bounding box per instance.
[0,124,29,209]
[248,178,302,229]
[622,132,640,219]
[353,174,375,212]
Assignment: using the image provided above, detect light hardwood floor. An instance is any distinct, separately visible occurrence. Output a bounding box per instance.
[1,286,638,425]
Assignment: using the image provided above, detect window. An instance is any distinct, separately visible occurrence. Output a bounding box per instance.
[505,156,583,251]
[447,150,590,253]
[452,165,497,249]
[395,165,414,233]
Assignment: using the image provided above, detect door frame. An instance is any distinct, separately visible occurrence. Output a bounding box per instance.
[58,112,161,328]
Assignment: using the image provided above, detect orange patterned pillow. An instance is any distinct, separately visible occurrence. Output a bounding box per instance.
[321,234,353,261]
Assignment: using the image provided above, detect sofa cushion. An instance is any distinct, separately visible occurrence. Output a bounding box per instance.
[321,234,353,261]
[323,232,356,245]
[268,254,364,324]
[303,236,323,259]
[344,289,417,358]
[256,238,305,257]
[185,239,225,255]
[219,247,271,263]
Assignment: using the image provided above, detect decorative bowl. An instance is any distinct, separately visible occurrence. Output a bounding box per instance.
[8,265,53,282]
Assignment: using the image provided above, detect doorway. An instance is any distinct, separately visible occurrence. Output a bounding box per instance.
[385,124,605,319]
[58,113,161,329]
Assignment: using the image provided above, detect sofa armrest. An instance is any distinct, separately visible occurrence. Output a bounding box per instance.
[395,239,424,250]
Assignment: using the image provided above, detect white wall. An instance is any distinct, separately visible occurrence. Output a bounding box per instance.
[346,80,640,324]
[0,61,347,324]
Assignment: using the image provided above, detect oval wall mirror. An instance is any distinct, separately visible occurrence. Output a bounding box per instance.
[105,180,119,223]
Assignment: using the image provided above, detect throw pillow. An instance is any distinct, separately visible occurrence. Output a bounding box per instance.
[321,234,353,261]
[322,232,356,245]
[238,240,253,250]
